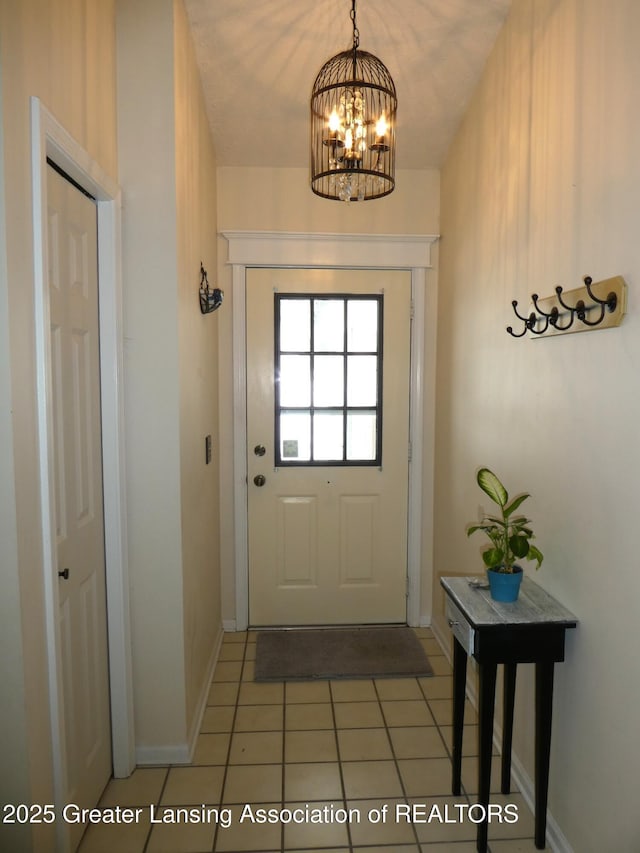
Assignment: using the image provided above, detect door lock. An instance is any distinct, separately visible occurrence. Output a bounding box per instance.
[253,474,266,487]
[254,444,266,457]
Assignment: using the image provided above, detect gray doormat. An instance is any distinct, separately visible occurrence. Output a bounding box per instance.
[254,626,433,682]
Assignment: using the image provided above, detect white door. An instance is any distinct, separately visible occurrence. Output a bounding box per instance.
[247,268,411,626]
[47,165,112,848]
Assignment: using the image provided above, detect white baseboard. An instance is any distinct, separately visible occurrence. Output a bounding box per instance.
[431,624,573,853]
[135,743,192,765]
[222,619,237,632]
[185,623,224,761]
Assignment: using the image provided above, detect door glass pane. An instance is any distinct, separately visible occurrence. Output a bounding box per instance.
[314,299,344,351]
[279,355,310,406]
[347,411,377,460]
[347,300,378,352]
[280,411,311,461]
[280,299,310,351]
[313,412,344,461]
[347,355,378,406]
[313,355,344,406]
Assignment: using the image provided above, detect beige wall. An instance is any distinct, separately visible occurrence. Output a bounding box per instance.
[117,0,222,760]
[435,1,640,850]
[216,166,440,625]
[0,1,118,849]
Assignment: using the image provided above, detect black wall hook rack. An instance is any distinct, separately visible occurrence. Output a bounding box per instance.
[199,262,224,314]
[507,275,627,338]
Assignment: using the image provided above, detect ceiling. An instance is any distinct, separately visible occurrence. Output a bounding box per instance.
[184,0,511,171]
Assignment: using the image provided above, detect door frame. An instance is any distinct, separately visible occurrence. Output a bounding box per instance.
[223,230,439,630]
[31,98,134,841]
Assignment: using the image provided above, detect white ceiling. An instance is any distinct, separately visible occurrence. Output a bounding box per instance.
[184,0,511,170]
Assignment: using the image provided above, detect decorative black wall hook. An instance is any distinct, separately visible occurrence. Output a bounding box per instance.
[506,275,626,338]
[199,263,224,314]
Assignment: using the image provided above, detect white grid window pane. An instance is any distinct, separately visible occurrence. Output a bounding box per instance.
[314,300,344,351]
[347,355,377,406]
[313,356,344,406]
[347,300,378,351]
[313,412,344,461]
[280,299,310,351]
[279,355,310,406]
[347,411,377,460]
[280,412,311,461]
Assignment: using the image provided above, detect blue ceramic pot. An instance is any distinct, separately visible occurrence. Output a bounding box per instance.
[486,566,523,602]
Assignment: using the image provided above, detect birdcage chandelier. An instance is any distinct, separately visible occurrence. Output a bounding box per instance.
[310,0,397,202]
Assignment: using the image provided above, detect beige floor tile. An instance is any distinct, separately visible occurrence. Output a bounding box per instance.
[285,679,332,703]
[244,643,256,661]
[330,678,377,702]
[389,725,448,760]
[234,703,283,732]
[419,843,478,852]
[419,675,452,701]
[285,702,334,730]
[284,761,343,800]
[222,763,282,804]
[99,767,167,807]
[347,798,417,846]
[357,847,420,853]
[146,812,216,853]
[282,800,350,850]
[160,766,225,805]
[341,759,403,799]
[191,732,231,766]
[200,705,235,733]
[223,631,248,644]
[78,810,150,853]
[208,681,239,706]
[397,757,453,797]
[439,725,498,757]
[213,661,243,682]
[421,637,446,657]
[213,802,281,851]
[429,698,477,726]
[490,838,549,851]
[375,677,423,700]
[481,793,535,840]
[413,627,434,639]
[410,796,478,844]
[285,729,338,763]
[228,730,283,765]
[460,755,508,795]
[241,660,256,680]
[430,656,453,676]
[337,727,393,761]
[218,643,245,661]
[381,699,435,727]
[333,700,384,729]
[237,681,284,705]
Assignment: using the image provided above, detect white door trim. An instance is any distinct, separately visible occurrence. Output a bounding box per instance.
[30,99,134,838]
[222,230,439,630]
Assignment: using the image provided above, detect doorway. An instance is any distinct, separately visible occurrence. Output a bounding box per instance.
[246,268,411,625]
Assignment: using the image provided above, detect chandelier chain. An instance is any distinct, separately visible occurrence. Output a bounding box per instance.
[350,0,360,50]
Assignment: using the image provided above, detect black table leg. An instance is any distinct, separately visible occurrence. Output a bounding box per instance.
[535,661,555,849]
[501,662,517,794]
[451,636,467,795]
[477,660,497,853]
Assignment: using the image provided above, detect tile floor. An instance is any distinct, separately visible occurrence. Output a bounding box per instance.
[79,628,546,853]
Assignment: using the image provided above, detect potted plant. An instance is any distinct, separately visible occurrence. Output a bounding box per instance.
[467,467,543,602]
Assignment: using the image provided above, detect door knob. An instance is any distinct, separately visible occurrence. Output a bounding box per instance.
[58,568,70,580]
[253,474,266,487]
[254,444,266,457]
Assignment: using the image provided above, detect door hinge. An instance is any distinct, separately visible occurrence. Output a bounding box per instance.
[408,440,412,462]
[406,576,410,598]
[410,299,415,320]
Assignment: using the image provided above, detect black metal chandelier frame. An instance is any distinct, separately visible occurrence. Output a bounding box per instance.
[310,0,397,202]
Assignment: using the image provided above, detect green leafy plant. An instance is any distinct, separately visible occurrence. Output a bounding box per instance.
[467,468,543,573]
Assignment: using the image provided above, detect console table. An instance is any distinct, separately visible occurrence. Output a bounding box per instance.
[440,576,577,852]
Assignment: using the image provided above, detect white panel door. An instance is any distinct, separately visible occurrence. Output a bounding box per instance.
[47,165,111,848]
[247,268,411,626]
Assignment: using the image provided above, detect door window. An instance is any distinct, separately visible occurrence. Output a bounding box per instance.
[275,294,383,466]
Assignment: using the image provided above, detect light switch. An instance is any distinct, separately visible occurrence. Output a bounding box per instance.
[205,434,212,464]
